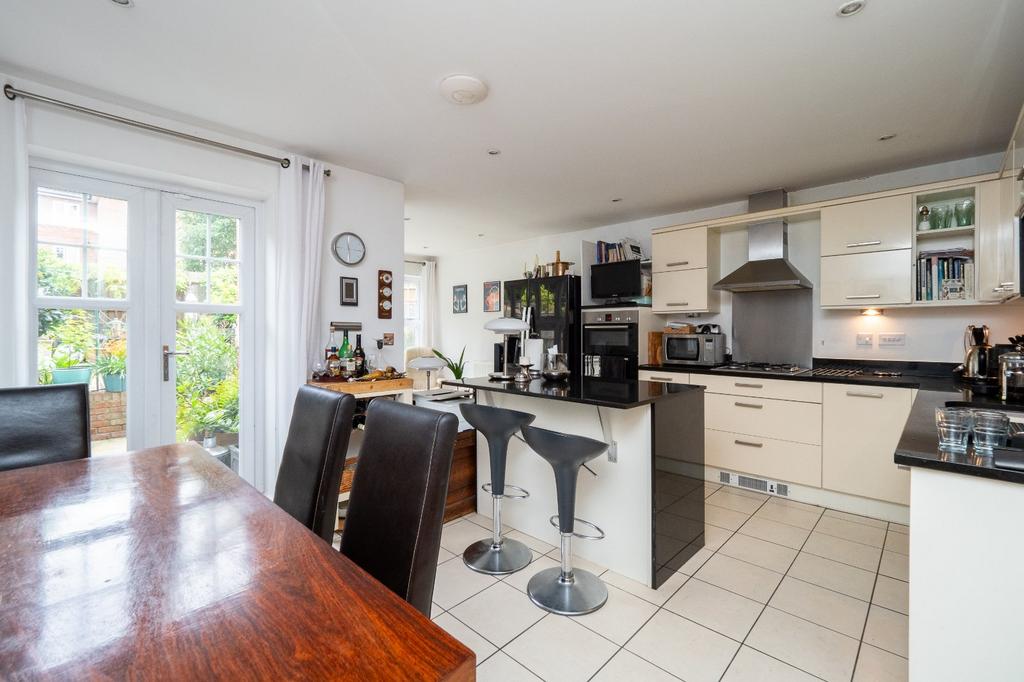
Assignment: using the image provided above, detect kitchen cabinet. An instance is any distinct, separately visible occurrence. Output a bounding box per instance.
[652,269,719,314]
[820,195,912,256]
[639,370,689,384]
[822,384,913,505]
[652,227,708,271]
[700,374,822,403]
[819,249,913,307]
[977,177,1020,302]
[705,393,821,445]
[705,429,822,488]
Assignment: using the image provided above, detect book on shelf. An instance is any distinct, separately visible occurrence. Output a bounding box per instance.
[916,247,974,301]
[594,238,646,264]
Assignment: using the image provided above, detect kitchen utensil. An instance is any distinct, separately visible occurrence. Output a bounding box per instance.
[548,250,574,277]
[542,352,571,382]
[1000,352,1024,401]
[962,324,993,380]
[972,410,1010,454]
[514,357,534,385]
[936,407,972,452]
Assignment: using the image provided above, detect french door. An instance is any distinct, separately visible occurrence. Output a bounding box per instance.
[29,167,258,483]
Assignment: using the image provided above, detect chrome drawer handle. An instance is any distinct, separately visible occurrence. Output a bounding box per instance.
[847,391,884,399]
[1000,281,1016,287]
[666,302,689,306]
[735,401,763,409]
[846,240,882,248]
[734,382,763,389]
[846,294,881,300]
[734,439,763,448]
[649,376,674,382]
[666,260,689,267]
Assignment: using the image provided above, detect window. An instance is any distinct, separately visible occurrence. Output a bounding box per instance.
[404,273,423,349]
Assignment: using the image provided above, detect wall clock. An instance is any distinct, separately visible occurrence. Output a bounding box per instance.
[331,232,366,265]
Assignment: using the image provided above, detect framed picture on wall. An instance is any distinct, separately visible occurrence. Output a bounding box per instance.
[452,284,468,314]
[340,277,358,306]
[483,280,501,312]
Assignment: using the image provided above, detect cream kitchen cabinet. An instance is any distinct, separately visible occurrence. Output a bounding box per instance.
[705,430,822,489]
[819,249,913,307]
[822,383,914,505]
[652,227,709,272]
[652,269,719,313]
[651,226,720,314]
[820,195,912,256]
[705,393,822,445]
[977,177,1020,302]
[639,370,689,384]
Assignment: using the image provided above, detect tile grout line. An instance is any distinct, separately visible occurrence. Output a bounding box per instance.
[848,524,892,681]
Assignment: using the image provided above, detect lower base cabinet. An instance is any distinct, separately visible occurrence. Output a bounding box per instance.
[822,384,913,505]
[705,428,822,488]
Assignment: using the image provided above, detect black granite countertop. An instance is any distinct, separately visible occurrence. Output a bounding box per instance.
[894,389,1024,485]
[442,376,701,409]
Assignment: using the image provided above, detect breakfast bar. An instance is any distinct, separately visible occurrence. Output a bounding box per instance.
[445,376,705,588]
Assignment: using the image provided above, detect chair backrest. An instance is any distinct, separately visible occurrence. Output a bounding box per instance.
[340,400,458,616]
[0,384,91,472]
[273,386,356,543]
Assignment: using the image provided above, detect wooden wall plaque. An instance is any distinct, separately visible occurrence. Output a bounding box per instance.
[377,270,393,319]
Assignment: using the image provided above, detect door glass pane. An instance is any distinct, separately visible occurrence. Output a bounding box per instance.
[36,187,128,300]
[174,210,240,304]
[174,312,239,472]
[37,308,128,455]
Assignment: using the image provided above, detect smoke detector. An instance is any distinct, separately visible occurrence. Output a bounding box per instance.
[439,75,489,105]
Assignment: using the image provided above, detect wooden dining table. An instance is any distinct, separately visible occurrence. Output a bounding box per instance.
[0,443,475,680]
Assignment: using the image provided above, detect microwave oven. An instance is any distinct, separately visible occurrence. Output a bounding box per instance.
[661,332,726,366]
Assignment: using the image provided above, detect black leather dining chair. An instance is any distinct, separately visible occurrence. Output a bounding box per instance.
[273,386,356,544]
[0,384,91,472]
[340,399,458,617]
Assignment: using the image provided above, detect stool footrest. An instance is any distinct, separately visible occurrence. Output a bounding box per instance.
[548,515,605,540]
[482,483,529,499]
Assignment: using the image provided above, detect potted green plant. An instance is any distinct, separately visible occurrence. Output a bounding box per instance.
[195,404,228,449]
[432,346,467,380]
[50,344,93,385]
[95,338,127,393]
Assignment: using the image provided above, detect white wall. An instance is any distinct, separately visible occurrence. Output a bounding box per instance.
[435,152,1020,368]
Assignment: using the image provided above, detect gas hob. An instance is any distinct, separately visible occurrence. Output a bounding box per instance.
[710,362,811,376]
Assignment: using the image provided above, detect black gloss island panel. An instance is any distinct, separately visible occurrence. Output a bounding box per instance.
[445,376,703,410]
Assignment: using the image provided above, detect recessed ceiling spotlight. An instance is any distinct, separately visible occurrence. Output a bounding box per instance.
[477,233,485,237]
[404,217,411,221]
[878,133,897,141]
[836,0,865,17]
[110,0,135,6]
[611,198,623,203]
[439,75,489,105]
[487,149,501,156]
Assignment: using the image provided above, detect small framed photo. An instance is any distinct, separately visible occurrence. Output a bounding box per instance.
[453,284,468,314]
[483,280,501,312]
[340,277,359,306]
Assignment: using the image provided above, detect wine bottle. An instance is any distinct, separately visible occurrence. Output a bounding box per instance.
[353,334,365,377]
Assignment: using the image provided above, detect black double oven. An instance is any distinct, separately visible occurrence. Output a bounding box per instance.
[582,309,641,380]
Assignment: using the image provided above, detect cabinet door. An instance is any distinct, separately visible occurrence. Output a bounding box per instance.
[652,269,717,313]
[822,384,912,505]
[820,250,913,307]
[639,370,689,384]
[705,429,822,488]
[652,227,707,272]
[977,178,1019,301]
[820,195,912,256]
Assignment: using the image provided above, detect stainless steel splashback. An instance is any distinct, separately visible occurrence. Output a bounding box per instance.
[731,289,813,366]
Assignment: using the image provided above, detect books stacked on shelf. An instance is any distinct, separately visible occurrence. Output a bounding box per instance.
[916,248,974,301]
[595,238,644,263]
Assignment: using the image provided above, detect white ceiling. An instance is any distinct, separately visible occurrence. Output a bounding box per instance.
[2,0,1023,254]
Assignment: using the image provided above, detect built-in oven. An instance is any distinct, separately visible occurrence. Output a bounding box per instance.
[582,309,640,379]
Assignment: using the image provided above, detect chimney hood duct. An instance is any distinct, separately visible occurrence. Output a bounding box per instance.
[713,189,813,293]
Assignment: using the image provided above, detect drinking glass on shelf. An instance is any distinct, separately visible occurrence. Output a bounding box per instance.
[928,205,948,230]
[972,410,1009,454]
[954,199,975,227]
[935,407,972,452]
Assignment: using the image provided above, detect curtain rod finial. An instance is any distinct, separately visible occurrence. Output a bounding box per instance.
[280,158,291,169]
[4,84,16,101]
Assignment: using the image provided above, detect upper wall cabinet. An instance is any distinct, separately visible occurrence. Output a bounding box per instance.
[977,177,1020,301]
[820,195,912,256]
[651,226,720,314]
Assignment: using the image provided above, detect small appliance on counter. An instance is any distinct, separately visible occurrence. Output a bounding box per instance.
[955,325,1024,396]
[1000,337,1024,401]
[661,325,726,367]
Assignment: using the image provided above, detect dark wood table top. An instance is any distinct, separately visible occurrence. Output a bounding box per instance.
[0,443,475,680]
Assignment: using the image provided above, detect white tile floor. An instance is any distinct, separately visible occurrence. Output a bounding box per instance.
[431,482,909,682]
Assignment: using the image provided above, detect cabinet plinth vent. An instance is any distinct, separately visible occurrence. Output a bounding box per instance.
[718,471,790,497]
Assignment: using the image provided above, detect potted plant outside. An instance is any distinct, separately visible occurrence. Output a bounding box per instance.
[50,344,93,385]
[95,339,127,392]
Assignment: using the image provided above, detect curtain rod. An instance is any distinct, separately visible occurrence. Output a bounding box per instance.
[4,83,331,177]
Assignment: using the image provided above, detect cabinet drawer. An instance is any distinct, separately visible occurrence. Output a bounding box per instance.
[652,269,715,313]
[705,429,822,488]
[639,370,689,384]
[820,250,913,307]
[822,384,912,505]
[705,393,822,445]
[699,373,822,403]
[653,227,707,272]
[821,195,912,256]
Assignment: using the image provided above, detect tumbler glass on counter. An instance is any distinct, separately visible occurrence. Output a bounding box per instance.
[972,410,1010,455]
[935,407,972,452]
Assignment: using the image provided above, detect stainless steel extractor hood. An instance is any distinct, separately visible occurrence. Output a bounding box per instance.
[713,189,812,293]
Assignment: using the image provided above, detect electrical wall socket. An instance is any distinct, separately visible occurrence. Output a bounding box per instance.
[856,333,874,348]
[382,333,394,346]
[879,332,906,347]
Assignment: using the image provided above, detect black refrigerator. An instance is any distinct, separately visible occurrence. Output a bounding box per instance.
[503,275,582,378]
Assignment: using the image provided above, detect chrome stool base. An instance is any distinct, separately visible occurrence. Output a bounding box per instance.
[463,537,532,575]
[527,567,608,616]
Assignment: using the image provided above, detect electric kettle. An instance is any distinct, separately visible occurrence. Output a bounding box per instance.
[962,324,993,380]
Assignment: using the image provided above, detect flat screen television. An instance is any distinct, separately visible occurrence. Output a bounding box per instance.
[591,260,642,300]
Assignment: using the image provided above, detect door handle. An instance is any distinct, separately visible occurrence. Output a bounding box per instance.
[649,376,675,382]
[845,294,881,300]
[734,402,763,409]
[162,345,190,381]
[666,302,689,307]
[846,240,882,248]
[734,439,763,448]
[734,382,763,389]
[666,261,689,267]
[846,391,884,399]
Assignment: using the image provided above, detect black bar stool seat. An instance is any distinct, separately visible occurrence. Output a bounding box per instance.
[521,424,608,615]
[459,403,536,575]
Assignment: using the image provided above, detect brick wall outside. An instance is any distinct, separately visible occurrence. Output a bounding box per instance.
[90,390,126,441]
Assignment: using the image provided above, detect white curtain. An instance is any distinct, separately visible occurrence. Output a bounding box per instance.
[270,156,326,481]
[0,97,32,387]
[421,259,439,349]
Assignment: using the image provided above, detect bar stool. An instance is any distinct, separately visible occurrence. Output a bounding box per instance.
[459,403,536,575]
[520,424,608,616]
